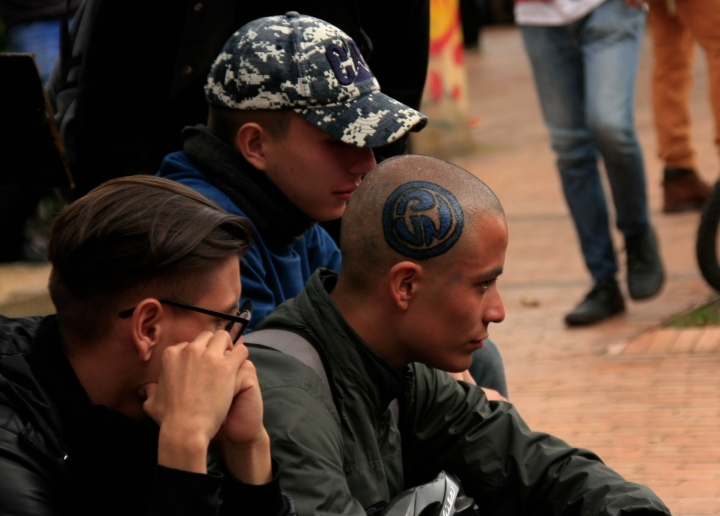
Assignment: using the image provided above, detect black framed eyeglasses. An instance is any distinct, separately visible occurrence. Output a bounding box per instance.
[118,299,253,343]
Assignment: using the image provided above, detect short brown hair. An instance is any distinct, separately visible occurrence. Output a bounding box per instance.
[207,105,293,146]
[48,176,252,342]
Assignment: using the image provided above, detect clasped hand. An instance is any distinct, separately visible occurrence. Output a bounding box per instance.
[143,331,270,483]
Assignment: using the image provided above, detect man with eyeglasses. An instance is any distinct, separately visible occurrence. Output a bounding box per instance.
[0,176,295,515]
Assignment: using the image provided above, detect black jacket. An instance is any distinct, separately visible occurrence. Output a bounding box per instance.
[253,269,673,516]
[0,315,293,516]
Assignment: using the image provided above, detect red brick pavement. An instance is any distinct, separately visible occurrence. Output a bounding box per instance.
[455,27,720,516]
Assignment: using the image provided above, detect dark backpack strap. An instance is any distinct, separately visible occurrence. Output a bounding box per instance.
[243,329,331,394]
[244,328,399,424]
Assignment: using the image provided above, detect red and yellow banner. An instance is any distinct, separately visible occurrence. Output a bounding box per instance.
[412,0,472,156]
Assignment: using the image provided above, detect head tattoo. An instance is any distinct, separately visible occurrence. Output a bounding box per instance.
[382,181,464,259]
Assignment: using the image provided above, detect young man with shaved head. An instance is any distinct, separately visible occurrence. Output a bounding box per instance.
[247,155,670,516]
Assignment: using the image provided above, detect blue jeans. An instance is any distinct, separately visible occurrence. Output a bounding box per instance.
[9,20,63,85]
[521,0,650,281]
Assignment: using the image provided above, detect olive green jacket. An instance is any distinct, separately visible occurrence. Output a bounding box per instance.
[252,269,670,516]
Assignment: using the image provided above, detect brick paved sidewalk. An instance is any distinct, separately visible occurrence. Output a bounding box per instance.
[459,27,720,515]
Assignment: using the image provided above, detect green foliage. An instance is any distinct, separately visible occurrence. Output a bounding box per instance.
[665,297,720,328]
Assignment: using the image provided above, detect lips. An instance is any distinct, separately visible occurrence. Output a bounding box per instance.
[470,337,487,348]
[333,185,359,201]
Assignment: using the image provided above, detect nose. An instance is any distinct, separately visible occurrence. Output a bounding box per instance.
[348,146,377,176]
[483,289,505,325]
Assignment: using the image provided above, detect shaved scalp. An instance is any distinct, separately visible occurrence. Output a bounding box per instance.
[339,155,504,292]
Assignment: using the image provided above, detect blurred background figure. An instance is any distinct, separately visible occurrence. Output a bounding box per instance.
[460,0,485,50]
[0,0,80,83]
[0,0,79,263]
[516,0,664,326]
[459,0,513,51]
[647,0,719,213]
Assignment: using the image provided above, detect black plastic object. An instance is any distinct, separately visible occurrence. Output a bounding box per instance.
[381,471,471,516]
[697,180,720,291]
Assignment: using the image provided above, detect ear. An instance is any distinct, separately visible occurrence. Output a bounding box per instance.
[388,261,423,311]
[235,122,270,171]
[130,299,165,362]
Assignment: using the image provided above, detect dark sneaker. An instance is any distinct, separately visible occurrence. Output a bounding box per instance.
[626,227,665,300]
[565,279,625,326]
[663,167,711,213]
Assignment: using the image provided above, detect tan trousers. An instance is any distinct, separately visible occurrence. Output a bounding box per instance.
[648,0,720,169]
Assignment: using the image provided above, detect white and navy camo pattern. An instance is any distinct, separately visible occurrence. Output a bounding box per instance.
[205,13,427,148]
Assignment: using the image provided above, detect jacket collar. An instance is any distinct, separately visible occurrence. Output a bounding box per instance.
[182,124,316,246]
[294,269,408,416]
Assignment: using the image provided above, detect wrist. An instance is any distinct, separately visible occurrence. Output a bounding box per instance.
[158,423,211,474]
[219,429,273,485]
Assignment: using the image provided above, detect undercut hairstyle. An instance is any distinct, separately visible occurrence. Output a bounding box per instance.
[48,176,253,343]
[339,155,504,293]
[207,105,293,146]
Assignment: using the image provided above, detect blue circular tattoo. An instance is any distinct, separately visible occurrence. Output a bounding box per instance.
[382,181,464,259]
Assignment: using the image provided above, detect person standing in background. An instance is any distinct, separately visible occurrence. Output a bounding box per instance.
[516,0,665,326]
[647,0,719,213]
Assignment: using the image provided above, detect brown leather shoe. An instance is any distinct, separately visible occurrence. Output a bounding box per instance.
[663,167,711,213]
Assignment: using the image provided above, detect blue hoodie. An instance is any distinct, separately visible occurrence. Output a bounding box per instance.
[157,151,342,330]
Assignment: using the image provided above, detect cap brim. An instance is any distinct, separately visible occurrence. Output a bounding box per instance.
[294,92,428,148]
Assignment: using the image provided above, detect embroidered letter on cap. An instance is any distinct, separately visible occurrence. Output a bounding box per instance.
[382,181,464,259]
[326,41,375,86]
[326,44,355,85]
[347,40,373,83]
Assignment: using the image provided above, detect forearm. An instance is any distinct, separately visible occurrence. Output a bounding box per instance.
[220,429,273,485]
[157,423,210,474]
[404,367,670,516]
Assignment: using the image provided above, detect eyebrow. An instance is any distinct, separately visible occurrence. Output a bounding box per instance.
[223,301,240,315]
[474,267,504,282]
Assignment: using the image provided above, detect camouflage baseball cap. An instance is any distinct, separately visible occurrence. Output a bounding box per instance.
[205,12,428,148]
